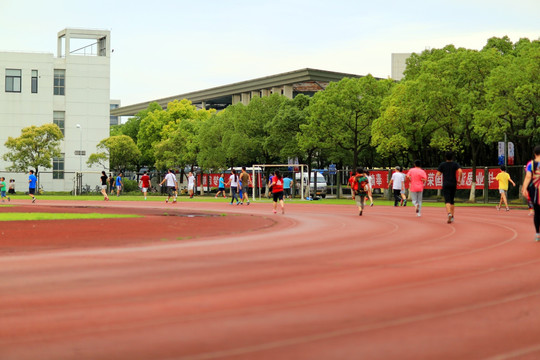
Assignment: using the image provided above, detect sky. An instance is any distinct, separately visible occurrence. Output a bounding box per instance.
[1,0,538,107]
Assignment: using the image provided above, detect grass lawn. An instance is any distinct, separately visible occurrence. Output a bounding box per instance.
[5,193,528,208]
[0,213,141,221]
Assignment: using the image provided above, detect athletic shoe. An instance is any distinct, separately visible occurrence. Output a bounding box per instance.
[403,199,407,206]
[370,202,373,207]
[415,204,419,213]
[214,196,218,199]
[166,200,168,203]
[505,208,510,212]
[417,212,421,217]
[536,234,540,242]
[496,205,500,211]
[247,201,250,205]
[447,213,452,224]
[32,198,36,203]
[173,199,177,203]
[273,209,277,214]
[359,210,363,216]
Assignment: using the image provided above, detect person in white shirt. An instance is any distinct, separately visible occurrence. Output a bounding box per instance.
[187,171,196,199]
[159,169,178,203]
[388,166,406,207]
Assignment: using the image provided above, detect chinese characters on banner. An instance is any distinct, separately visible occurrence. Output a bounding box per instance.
[367,169,501,190]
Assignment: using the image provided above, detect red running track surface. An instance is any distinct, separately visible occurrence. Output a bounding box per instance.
[1,199,540,360]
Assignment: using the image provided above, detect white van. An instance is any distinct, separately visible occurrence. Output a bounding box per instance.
[295,171,328,198]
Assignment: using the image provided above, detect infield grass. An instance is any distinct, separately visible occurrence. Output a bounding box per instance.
[0,213,141,221]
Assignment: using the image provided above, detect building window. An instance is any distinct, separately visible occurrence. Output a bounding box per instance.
[5,69,21,93]
[53,155,65,179]
[53,111,65,135]
[31,70,38,93]
[54,69,65,95]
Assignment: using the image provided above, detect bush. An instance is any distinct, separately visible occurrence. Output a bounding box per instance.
[123,179,139,192]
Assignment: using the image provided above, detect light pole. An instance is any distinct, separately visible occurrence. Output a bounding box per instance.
[76,124,82,195]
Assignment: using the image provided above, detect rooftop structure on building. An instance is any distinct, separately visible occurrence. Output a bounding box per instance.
[111,68,365,117]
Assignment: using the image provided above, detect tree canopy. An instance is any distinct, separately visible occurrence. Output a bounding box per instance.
[3,124,64,174]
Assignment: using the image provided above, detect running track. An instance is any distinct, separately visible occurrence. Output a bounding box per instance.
[2,200,540,360]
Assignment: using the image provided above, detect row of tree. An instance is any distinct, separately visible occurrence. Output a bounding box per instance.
[90,37,539,188]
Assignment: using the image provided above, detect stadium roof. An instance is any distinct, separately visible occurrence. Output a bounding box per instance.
[110,68,364,117]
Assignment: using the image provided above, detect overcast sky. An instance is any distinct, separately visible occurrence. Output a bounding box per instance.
[1,0,538,107]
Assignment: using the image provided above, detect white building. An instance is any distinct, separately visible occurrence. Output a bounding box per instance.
[391,53,411,81]
[0,28,111,192]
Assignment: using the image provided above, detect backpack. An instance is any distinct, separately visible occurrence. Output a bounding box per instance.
[357,176,369,194]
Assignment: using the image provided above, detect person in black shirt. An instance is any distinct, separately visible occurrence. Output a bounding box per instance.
[437,151,463,224]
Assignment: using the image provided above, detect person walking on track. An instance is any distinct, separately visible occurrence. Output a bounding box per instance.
[437,151,463,224]
[100,171,110,201]
[270,170,285,214]
[159,169,178,203]
[226,169,240,205]
[407,160,427,217]
[495,165,515,211]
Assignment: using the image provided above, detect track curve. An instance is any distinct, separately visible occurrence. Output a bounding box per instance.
[1,200,540,360]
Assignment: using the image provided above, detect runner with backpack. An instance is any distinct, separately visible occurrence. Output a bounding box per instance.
[354,167,370,216]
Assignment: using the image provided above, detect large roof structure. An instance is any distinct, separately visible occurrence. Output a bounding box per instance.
[110,68,364,117]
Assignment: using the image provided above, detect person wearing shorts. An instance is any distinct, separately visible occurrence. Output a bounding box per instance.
[215,174,226,198]
[100,171,109,201]
[270,170,285,214]
[354,167,369,216]
[495,165,515,211]
[187,171,195,199]
[140,171,151,200]
[437,151,463,224]
[115,173,123,197]
[28,169,37,203]
[159,169,178,203]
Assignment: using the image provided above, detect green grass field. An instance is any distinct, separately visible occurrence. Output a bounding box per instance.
[0,213,141,221]
[5,193,528,208]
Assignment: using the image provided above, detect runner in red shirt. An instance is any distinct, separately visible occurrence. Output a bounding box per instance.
[139,171,152,200]
[270,170,285,214]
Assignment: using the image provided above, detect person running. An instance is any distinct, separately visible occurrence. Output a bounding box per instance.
[354,168,369,216]
[215,173,227,198]
[389,166,406,207]
[283,175,292,199]
[365,170,374,207]
[495,165,515,211]
[187,171,196,199]
[226,169,240,205]
[348,171,357,200]
[108,173,114,195]
[407,160,427,217]
[240,167,252,205]
[270,170,285,214]
[522,145,540,241]
[100,171,109,201]
[140,171,151,200]
[437,151,463,224]
[0,177,10,202]
[159,169,178,203]
[28,169,37,203]
[115,173,123,197]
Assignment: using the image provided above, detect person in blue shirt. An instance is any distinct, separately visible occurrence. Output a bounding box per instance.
[28,169,37,203]
[283,176,293,199]
[115,173,123,197]
[215,173,227,198]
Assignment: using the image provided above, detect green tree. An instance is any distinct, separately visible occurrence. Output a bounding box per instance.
[475,38,540,164]
[87,135,141,172]
[3,124,64,176]
[304,75,394,169]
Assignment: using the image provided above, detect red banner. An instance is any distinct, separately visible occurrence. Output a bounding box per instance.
[368,168,501,190]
